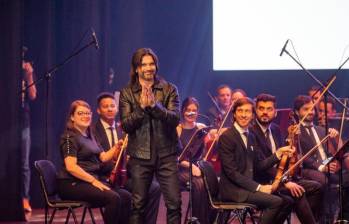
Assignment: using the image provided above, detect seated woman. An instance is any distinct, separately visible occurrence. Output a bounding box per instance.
[176,97,216,224]
[57,100,131,224]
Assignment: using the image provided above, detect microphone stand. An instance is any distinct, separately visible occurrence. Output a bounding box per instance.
[282,48,349,111]
[187,149,199,224]
[21,36,98,159]
[282,43,349,224]
[323,139,349,224]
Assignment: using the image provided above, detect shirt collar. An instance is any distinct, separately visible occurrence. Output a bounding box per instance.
[234,122,249,135]
[301,121,314,128]
[256,119,270,134]
[100,118,115,130]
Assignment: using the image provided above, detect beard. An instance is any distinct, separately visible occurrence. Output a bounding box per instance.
[257,117,272,126]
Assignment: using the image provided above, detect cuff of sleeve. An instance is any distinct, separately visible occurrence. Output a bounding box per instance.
[256,184,261,191]
[318,165,325,172]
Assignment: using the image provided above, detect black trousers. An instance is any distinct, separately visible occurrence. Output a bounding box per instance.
[125,178,161,224]
[58,179,131,224]
[277,179,323,224]
[302,168,342,223]
[178,169,217,224]
[244,191,291,224]
[128,155,181,224]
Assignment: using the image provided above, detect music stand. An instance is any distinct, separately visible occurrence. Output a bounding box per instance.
[323,139,349,223]
[179,126,211,224]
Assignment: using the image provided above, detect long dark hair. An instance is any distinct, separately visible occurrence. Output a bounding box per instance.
[129,48,159,84]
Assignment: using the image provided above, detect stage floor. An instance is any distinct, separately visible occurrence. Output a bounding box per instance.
[7,192,302,224]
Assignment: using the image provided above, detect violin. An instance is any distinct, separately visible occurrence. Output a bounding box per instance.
[109,135,128,187]
[272,77,336,192]
[203,102,234,173]
[271,112,299,192]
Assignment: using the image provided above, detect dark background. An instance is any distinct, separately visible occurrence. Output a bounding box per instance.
[1,0,348,220]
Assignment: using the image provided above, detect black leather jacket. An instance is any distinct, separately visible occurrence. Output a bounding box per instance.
[119,77,180,160]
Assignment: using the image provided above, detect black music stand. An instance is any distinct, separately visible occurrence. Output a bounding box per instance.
[180,126,211,224]
[323,139,349,223]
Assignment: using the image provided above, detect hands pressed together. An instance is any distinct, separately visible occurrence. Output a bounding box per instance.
[140,86,155,109]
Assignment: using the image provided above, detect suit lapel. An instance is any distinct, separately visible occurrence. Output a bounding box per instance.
[253,123,271,155]
[270,123,282,149]
[96,120,112,151]
[232,126,247,150]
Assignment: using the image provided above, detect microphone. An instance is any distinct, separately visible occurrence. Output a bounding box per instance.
[279,39,289,56]
[91,28,99,50]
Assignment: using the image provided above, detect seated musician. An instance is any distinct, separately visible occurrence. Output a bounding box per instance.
[92,92,161,224]
[206,84,234,128]
[217,97,294,224]
[231,88,247,103]
[57,100,131,224]
[251,93,323,223]
[294,95,349,223]
[176,97,216,224]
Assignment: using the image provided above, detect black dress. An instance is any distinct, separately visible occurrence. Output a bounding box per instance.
[57,128,131,224]
[178,126,216,224]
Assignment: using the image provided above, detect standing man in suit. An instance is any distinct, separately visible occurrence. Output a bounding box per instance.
[251,93,323,223]
[93,92,161,224]
[217,97,294,224]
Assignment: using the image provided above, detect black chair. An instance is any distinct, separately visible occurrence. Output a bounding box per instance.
[197,160,257,224]
[34,160,102,224]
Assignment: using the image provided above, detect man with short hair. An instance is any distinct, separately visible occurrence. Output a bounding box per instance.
[251,93,322,223]
[218,97,294,224]
[207,84,233,128]
[93,92,161,224]
[294,95,349,223]
[318,98,337,128]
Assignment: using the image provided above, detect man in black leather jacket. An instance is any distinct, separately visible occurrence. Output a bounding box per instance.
[119,48,181,224]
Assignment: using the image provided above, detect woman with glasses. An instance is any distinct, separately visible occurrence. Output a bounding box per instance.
[57,100,131,224]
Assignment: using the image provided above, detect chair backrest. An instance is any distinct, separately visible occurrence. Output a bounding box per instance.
[197,160,219,204]
[34,160,59,203]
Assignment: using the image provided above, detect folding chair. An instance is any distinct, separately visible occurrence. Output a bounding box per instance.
[34,160,102,224]
[197,160,257,224]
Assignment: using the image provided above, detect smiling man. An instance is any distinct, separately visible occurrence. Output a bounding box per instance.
[217,97,294,224]
[119,48,181,224]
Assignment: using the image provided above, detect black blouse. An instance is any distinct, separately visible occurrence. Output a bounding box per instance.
[57,129,103,180]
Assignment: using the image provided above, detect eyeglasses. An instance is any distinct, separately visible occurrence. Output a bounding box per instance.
[76,111,92,116]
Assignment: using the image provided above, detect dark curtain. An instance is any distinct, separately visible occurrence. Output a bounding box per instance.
[1,0,348,220]
[0,0,26,221]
